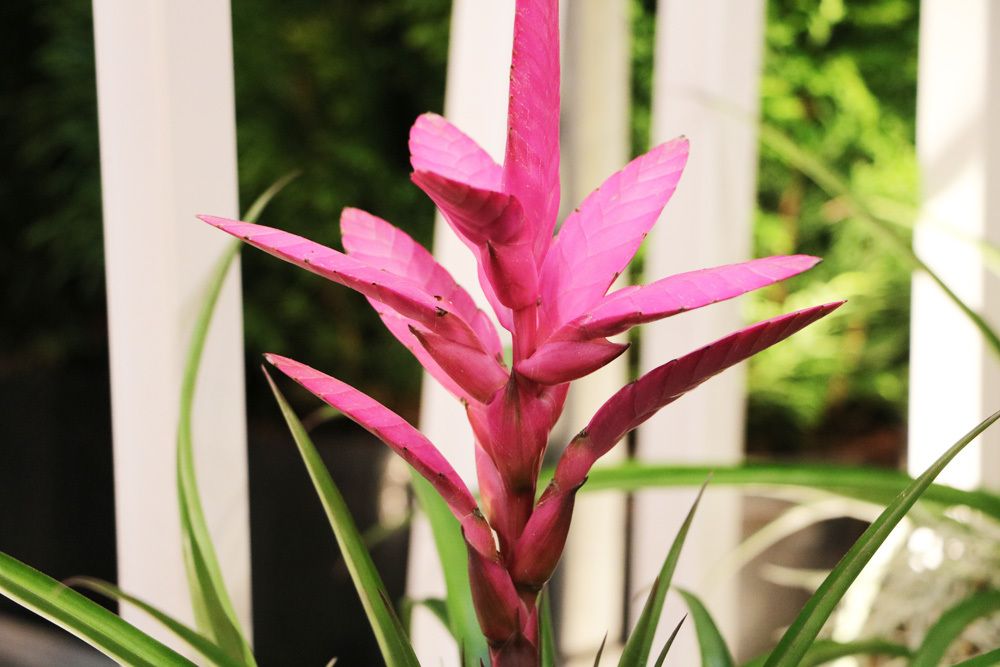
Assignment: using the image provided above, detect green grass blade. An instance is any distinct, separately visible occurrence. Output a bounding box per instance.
[620,480,708,666]
[265,370,419,667]
[174,173,298,662]
[758,122,1000,358]
[593,633,608,667]
[953,648,1000,666]
[540,587,557,667]
[764,410,1000,667]
[911,589,1000,667]
[0,552,195,667]
[653,615,685,667]
[65,577,242,667]
[742,638,910,667]
[410,474,490,667]
[563,463,1000,521]
[678,589,735,667]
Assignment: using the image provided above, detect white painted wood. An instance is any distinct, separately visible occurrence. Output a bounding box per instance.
[557,1,631,663]
[633,0,766,660]
[93,0,252,649]
[407,2,515,663]
[910,0,1000,491]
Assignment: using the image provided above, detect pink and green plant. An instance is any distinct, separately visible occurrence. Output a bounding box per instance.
[2,1,1000,666]
[201,0,840,662]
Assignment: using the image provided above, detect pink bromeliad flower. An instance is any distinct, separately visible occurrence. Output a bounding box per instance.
[202,0,840,663]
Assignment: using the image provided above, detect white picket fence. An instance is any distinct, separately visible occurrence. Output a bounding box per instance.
[91,0,1000,663]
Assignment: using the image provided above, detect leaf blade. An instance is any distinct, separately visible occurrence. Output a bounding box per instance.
[764,410,1000,666]
[911,589,1000,667]
[619,481,708,666]
[264,370,419,667]
[65,577,242,667]
[678,589,735,667]
[0,552,195,667]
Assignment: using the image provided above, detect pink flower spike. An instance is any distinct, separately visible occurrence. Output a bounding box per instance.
[505,0,561,262]
[553,301,845,489]
[200,215,485,352]
[340,207,502,359]
[408,325,509,404]
[548,254,822,342]
[409,112,503,191]
[515,338,630,385]
[537,137,690,337]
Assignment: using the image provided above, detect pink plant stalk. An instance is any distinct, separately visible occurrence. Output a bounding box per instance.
[202,1,841,663]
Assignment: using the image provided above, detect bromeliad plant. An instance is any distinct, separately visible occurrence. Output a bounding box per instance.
[200,0,841,663]
[3,1,1000,666]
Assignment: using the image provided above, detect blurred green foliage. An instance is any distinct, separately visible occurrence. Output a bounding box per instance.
[3,0,918,441]
[747,0,918,452]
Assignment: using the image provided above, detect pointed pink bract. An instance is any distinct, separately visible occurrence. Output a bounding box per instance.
[505,0,561,261]
[409,112,503,191]
[537,138,689,337]
[547,254,821,342]
[551,302,845,489]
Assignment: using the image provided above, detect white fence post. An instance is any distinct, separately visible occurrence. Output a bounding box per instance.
[557,0,631,663]
[909,0,1000,491]
[93,0,252,649]
[406,1,515,663]
[633,0,766,660]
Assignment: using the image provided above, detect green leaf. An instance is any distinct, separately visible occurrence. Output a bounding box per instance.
[763,410,1000,667]
[540,587,557,667]
[410,474,490,667]
[953,648,1000,666]
[265,370,419,667]
[174,173,299,663]
[65,577,242,667]
[653,616,685,667]
[593,633,608,667]
[563,463,1000,522]
[0,552,195,667]
[911,589,1000,667]
[401,597,451,636]
[743,638,910,667]
[620,480,708,666]
[678,589,735,667]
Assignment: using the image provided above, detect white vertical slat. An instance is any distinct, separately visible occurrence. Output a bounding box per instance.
[93,0,252,648]
[558,0,631,663]
[407,2,515,663]
[633,0,766,659]
[910,0,1000,490]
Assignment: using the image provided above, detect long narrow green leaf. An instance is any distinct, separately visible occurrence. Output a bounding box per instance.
[758,122,1000,358]
[265,370,419,667]
[764,410,1000,667]
[174,173,298,662]
[653,616,685,667]
[65,577,242,667]
[410,475,490,667]
[563,463,1000,521]
[620,481,708,666]
[742,638,910,667]
[678,589,735,667]
[953,648,1000,666]
[911,590,1000,667]
[0,552,195,667]
[540,588,557,667]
